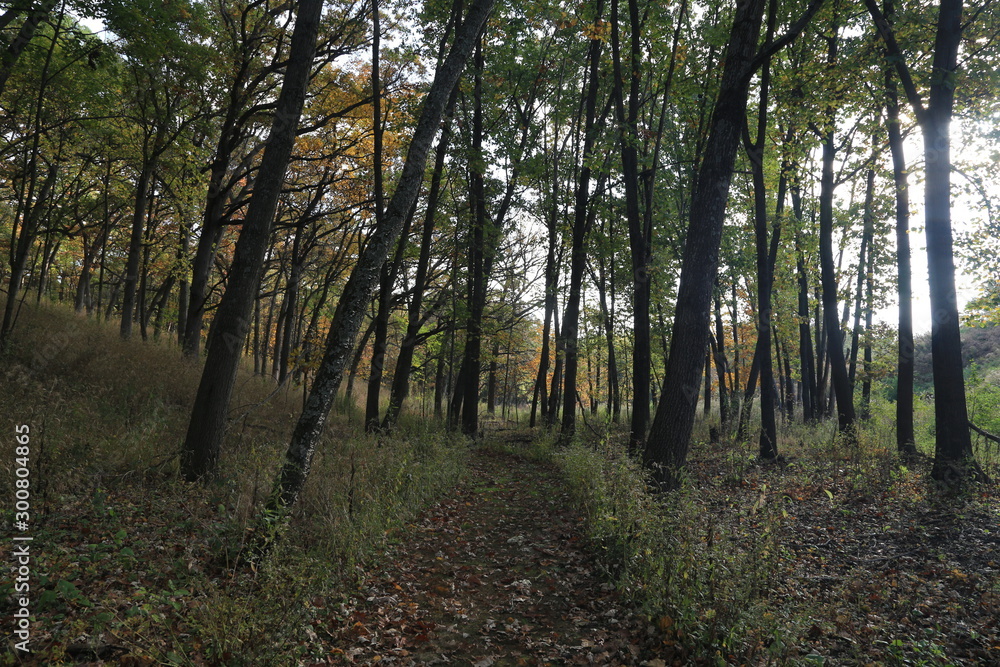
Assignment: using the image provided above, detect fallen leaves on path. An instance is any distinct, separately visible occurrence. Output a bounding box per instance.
[324,447,646,666]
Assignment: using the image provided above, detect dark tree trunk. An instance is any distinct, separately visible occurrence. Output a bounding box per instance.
[745,51,779,458]
[364,0,388,431]
[267,0,495,511]
[433,345,447,420]
[703,346,712,417]
[459,35,488,438]
[561,0,609,440]
[0,0,58,97]
[643,0,778,487]
[546,303,564,426]
[120,153,157,340]
[849,161,876,389]
[595,252,620,423]
[181,0,327,480]
[883,54,916,454]
[861,264,874,420]
[383,85,458,429]
[712,291,730,426]
[818,126,856,433]
[793,211,818,422]
[366,207,414,430]
[529,137,560,428]
[177,222,190,343]
[487,338,500,414]
[866,0,978,478]
[278,229,304,385]
[2,163,57,346]
[611,0,653,450]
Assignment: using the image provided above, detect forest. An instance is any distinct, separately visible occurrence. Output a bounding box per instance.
[2,0,1000,663]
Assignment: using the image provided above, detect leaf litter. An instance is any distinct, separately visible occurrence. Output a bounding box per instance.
[325,446,646,666]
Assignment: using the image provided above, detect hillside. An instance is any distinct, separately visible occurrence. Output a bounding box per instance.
[913,325,1000,391]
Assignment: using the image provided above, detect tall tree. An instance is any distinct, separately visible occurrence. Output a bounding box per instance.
[560,0,606,439]
[880,0,916,455]
[266,0,495,512]
[815,11,857,434]
[644,0,823,488]
[865,0,980,481]
[181,0,328,480]
[0,0,58,97]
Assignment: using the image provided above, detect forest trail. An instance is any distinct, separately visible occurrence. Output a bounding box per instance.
[329,439,645,666]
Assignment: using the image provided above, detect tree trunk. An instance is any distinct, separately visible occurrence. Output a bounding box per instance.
[181,0,327,480]
[848,160,876,388]
[818,126,856,433]
[793,213,818,422]
[529,132,560,428]
[883,54,916,454]
[458,35,488,437]
[561,0,606,440]
[278,229,304,384]
[268,0,495,511]
[643,0,769,487]
[712,291,730,426]
[865,0,977,477]
[383,85,459,429]
[366,207,414,430]
[0,0,58,97]
[120,154,156,340]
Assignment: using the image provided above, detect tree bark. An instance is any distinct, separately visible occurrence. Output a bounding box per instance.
[818,128,857,433]
[561,0,606,440]
[884,54,916,454]
[865,0,976,480]
[181,0,327,480]
[382,86,459,429]
[0,0,58,97]
[643,0,769,487]
[268,0,495,511]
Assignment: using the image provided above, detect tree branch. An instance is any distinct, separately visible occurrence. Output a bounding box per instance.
[862,0,928,126]
[749,0,827,72]
[969,421,1000,445]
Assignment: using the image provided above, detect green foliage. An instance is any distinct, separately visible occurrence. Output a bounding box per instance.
[556,437,785,663]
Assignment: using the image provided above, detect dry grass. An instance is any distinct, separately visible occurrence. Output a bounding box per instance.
[0,303,465,664]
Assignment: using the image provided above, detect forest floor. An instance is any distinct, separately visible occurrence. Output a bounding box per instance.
[4,306,1000,665]
[323,439,648,666]
[3,425,1000,665]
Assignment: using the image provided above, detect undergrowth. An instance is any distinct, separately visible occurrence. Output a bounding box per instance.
[555,436,789,664]
[0,304,465,664]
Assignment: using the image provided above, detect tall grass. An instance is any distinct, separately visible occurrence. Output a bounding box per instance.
[0,304,465,664]
[553,435,788,664]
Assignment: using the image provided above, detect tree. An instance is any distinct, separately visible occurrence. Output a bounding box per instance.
[865,0,981,482]
[560,0,607,440]
[181,0,329,480]
[644,0,823,488]
[266,0,495,513]
[0,0,58,97]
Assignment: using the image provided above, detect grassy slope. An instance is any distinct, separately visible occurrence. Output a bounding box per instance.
[0,304,465,665]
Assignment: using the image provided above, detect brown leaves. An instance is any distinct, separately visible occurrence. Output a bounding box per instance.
[327,447,644,665]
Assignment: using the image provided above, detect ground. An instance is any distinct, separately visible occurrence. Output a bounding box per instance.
[324,446,646,665]
[3,429,1000,665]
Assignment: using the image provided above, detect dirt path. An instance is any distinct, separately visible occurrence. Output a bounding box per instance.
[329,445,645,665]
